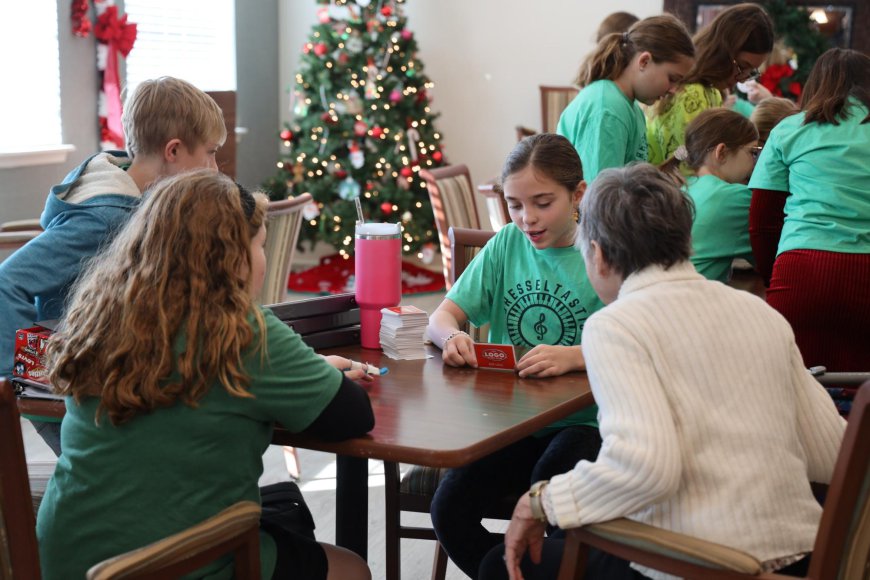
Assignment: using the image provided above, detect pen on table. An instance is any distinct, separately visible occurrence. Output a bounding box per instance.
[342,360,389,376]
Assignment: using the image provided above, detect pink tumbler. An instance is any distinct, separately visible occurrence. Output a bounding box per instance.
[355,223,402,349]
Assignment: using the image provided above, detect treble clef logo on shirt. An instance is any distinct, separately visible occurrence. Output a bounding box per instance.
[534,313,548,341]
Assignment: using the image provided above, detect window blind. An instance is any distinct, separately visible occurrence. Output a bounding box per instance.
[0,0,61,151]
[124,0,237,93]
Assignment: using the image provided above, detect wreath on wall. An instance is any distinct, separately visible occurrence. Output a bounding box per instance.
[760,0,830,100]
[71,0,137,150]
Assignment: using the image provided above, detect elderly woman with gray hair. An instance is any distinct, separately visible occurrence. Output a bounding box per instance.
[479,163,844,580]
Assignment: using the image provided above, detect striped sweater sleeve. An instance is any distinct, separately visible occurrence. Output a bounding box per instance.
[790,342,847,483]
[546,312,681,529]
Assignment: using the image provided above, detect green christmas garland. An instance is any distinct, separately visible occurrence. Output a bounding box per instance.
[760,0,830,99]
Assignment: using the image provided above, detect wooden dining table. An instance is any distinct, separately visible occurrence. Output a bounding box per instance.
[271,344,594,559]
[13,343,594,561]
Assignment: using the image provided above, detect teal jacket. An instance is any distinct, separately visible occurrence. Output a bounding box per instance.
[0,152,140,376]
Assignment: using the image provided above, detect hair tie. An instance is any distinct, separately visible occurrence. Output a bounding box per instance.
[674,145,689,162]
[622,31,630,44]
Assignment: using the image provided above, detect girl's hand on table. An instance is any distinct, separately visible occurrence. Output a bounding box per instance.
[516,345,585,378]
[323,355,374,382]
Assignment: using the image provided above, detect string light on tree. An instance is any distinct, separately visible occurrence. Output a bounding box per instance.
[264,0,445,255]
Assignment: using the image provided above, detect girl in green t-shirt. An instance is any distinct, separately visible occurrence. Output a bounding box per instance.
[647,3,775,165]
[426,134,604,577]
[660,108,760,283]
[38,172,374,580]
[557,14,694,181]
[748,48,870,375]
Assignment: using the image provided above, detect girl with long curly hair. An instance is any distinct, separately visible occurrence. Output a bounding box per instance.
[37,170,374,580]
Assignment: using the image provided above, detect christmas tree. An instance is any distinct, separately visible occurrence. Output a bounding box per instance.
[264,0,446,260]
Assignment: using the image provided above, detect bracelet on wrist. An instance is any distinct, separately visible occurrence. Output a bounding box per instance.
[442,330,469,349]
[528,480,549,523]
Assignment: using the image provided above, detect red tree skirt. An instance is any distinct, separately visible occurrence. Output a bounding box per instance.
[289,254,445,295]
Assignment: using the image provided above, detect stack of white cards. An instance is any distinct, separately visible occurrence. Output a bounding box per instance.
[379,305,430,360]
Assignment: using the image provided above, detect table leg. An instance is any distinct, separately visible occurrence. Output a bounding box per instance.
[335,455,368,559]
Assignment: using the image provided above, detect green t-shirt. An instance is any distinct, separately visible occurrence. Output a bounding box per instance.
[731,97,755,118]
[686,174,754,283]
[647,83,723,165]
[36,308,343,580]
[747,99,870,255]
[446,223,604,430]
[557,79,648,182]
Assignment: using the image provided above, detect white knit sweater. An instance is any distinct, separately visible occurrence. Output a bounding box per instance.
[545,262,845,580]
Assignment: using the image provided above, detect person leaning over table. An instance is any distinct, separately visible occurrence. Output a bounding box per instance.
[646,3,774,167]
[424,133,605,578]
[37,172,374,580]
[748,48,870,374]
[479,163,845,580]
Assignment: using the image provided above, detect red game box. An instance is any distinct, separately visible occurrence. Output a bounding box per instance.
[13,325,53,385]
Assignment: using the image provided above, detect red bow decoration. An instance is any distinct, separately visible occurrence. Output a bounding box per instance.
[71,0,91,37]
[71,1,137,149]
[94,5,137,56]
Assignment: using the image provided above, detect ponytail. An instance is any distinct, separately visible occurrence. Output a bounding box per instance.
[577,14,694,88]
[658,151,687,187]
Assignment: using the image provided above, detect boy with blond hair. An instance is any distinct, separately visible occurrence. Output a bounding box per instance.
[0,76,226,454]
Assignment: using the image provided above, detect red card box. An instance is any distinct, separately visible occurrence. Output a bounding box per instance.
[473,343,517,371]
[13,325,52,384]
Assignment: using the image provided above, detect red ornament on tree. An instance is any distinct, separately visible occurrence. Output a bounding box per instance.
[432,150,443,162]
[280,129,293,141]
[400,166,413,178]
[381,6,393,17]
[353,120,368,136]
[313,42,328,57]
[381,202,394,214]
[370,126,384,138]
[335,169,348,179]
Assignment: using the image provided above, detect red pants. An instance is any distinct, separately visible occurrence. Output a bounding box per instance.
[767,249,870,371]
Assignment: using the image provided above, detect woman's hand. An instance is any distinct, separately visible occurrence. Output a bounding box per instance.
[441,332,477,368]
[503,493,548,580]
[516,345,585,378]
[322,355,374,383]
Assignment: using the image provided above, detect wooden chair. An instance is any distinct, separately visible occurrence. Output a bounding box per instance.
[206,90,238,180]
[540,85,579,133]
[383,226,501,580]
[0,378,41,578]
[515,85,579,140]
[556,381,870,580]
[87,501,261,579]
[0,378,262,580]
[419,164,482,290]
[476,182,510,232]
[1,219,43,233]
[0,230,41,254]
[255,193,313,306]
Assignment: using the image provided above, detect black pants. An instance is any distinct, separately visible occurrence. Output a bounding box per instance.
[430,425,602,578]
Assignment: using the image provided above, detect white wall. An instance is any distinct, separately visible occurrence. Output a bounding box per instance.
[279,0,662,204]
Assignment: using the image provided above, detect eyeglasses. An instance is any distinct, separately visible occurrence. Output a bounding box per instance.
[747,145,763,160]
[733,59,761,82]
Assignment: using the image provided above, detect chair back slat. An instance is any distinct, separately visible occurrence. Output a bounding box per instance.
[448,227,495,342]
[540,86,579,133]
[420,165,481,290]
[477,183,510,231]
[811,381,870,579]
[256,193,313,306]
[0,379,41,579]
